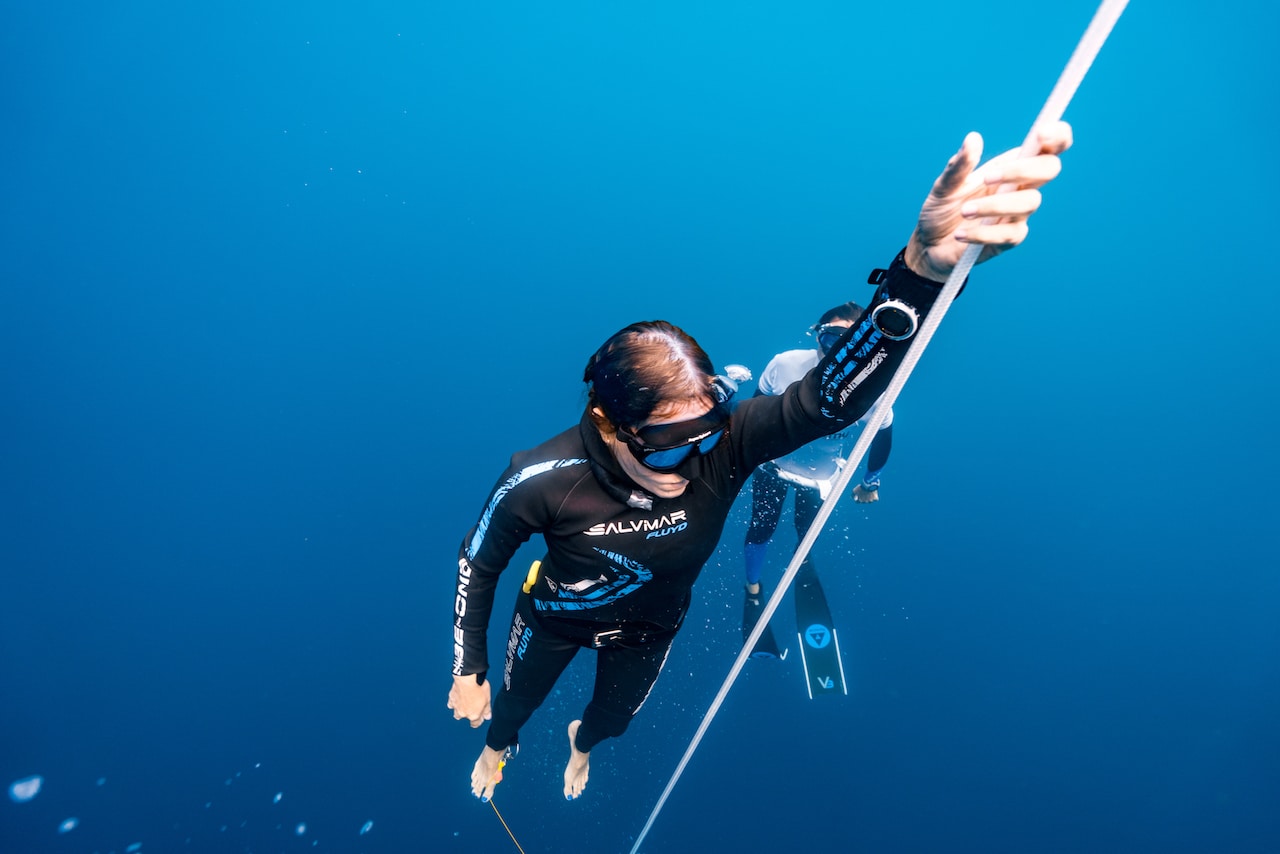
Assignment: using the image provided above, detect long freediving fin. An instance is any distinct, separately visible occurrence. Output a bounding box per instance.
[743,584,788,660]
[794,559,846,696]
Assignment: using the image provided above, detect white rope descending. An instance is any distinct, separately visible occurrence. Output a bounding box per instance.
[628,2,1128,851]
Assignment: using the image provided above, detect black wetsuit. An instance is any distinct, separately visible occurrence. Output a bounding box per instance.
[453,252,944,752]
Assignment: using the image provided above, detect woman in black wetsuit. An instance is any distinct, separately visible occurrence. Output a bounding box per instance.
[448,124,1074,801]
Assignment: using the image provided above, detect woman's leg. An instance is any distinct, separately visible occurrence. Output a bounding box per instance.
[485,592,581,752]
[793,482,822,540]
[745,466,789,585]
[575,636,676,751]
[472,593,584,799]
[563,634,678,798]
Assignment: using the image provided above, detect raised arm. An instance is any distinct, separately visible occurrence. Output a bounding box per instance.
[735,123,1074,465]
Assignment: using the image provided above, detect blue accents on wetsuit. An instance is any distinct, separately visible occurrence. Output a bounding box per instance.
[815,251,943,423]
[466,458,589,561]
[532,548,653,612]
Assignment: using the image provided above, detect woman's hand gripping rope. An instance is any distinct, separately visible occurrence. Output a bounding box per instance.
[906,121,1073,282]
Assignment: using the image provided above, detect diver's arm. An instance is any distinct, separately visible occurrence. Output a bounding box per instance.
[809,254,945,422]
[866,420,893,477]
[730,125,1074,470]
[853,422,892,503]
[808,123,1074,427]
[448,539,498,728]
[732,264,938,470]
[452,545,499,680]
[448,464,539,727]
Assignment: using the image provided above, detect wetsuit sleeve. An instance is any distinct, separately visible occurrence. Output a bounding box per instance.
[866,421,893,476]
[452,463,544,678]
[734,250,944,468]
[811,250,944,423]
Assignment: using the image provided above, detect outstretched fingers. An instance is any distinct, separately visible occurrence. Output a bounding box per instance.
[973,120,1071,193]
[957,220,1029,248]
[1034,120,1074,154]
[975,151,1062,193]
[960,187,1044,223]
[907,120,1072,276]
[929,131,984,201]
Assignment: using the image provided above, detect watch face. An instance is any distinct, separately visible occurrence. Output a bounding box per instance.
[872,300,918,340]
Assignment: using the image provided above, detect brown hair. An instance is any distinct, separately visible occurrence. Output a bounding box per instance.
[583,320,716,434]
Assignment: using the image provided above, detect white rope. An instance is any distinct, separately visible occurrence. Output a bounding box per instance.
[628,3,1128,851]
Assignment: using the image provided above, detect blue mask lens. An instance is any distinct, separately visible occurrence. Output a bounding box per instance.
[816,324,847,355]
[619,403,729,473]
[641,444,695,470]
[639,428,724,471]
[697,428,724,455]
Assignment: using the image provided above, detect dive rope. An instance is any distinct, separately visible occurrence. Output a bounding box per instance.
[488,750,527,853]
[489,799,526,854]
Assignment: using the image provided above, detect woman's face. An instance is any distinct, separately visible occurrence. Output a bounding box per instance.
[606,398,713,499]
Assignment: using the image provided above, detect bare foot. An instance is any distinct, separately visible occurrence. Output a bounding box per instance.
[563,720,590,800]
[470,745,505,801]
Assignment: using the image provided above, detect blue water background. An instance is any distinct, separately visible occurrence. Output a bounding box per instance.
[3,2,1278,852]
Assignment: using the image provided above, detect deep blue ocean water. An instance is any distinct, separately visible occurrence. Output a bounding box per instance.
[3,2,1278,852]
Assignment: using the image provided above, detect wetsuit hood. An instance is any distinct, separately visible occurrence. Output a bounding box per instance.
[578,409,655,510]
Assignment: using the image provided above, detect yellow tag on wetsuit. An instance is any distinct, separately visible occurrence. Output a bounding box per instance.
[522,560,541,594]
